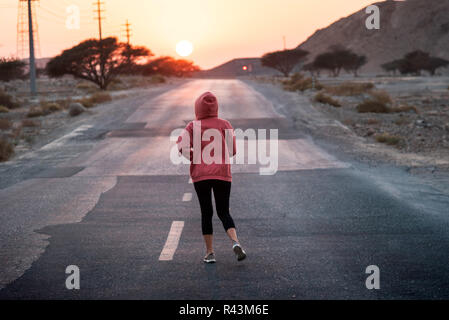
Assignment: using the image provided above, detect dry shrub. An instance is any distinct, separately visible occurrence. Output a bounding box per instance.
[389,104,418,114]
[0,119,12,130]
[314,92,341,107]
[76,81,98,93]
[114,94,128,100]
[324,82,374,96]
[369,90,393,105]
[358,98,418,114]
[53,98,73,110]
[21,119,39,127]
[124,77,141,88]
[41,102,63,113]
[356,100,390,113]
[150,74,166,84]
[77,92,112,108]
[26,101,63,118]
[88,92,112,104]
[0,105,9,113]
[365,118,380,125]
[78,97,94,108]
[27,107,45,118]
[282,73,322,92]
[108,78,127,90]
[0,89,20,109]
[375,133,401,145]
[0,137,14,161]
[127,75,167,87]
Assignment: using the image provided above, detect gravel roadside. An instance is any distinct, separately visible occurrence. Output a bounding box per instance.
[244,77,449,197]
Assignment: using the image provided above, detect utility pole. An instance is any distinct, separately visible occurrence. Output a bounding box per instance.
[27,0,36,95]
[123,19,131,45]
[93,0,105,88]
[93,0,104,41]
[122,19,132,66]
[283,36,286,50]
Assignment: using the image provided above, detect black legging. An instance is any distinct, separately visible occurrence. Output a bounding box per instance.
[193,179,236,235]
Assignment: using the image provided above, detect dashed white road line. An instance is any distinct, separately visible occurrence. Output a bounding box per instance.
[159,221,185,261]
[159,179,192,261]
[182,192,192,201]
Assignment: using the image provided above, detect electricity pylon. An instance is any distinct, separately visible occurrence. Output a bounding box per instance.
[17,0,40,59]
[17,0,40,95]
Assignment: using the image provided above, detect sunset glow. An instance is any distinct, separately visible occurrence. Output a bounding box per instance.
[0,0,376,69]
[176,40,193,57]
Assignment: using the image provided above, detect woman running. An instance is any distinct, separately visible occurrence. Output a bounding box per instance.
[177,91,246,263]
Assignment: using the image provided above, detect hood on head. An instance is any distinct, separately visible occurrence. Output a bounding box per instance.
[195,92,218,120]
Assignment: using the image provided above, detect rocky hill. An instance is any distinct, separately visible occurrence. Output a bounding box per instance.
[195,58,280,78]
[296,0,449,73]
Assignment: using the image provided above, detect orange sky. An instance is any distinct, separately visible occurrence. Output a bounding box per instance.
[0,0,377,69]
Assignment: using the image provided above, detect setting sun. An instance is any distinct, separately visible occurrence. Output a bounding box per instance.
[176,40,193,57]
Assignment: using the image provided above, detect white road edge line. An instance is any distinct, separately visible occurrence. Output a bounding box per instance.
[182,192,192,201]
[159,221,185,261]
[40,125,93,151]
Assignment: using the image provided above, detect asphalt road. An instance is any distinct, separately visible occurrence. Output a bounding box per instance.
[1,79,449,299]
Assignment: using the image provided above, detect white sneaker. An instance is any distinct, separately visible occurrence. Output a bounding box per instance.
[203,253,216,263]
[232,243,247,261]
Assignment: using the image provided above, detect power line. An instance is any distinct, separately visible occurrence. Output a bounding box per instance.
[59,0,91,12]
[48,0,91,13]
[44,0,93,20]
[40,1,68,14]
[38,5,67,20]
[36,12,68,26]
[38,2,93,21]
[37,6,94,25]
[37,7,95,26]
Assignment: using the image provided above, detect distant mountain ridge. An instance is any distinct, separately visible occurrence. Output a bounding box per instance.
[296,0,449,73]
[195,57,280,78]
[202,0,449,77]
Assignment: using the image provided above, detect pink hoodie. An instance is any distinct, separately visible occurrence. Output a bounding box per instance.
[177,92,236,183]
